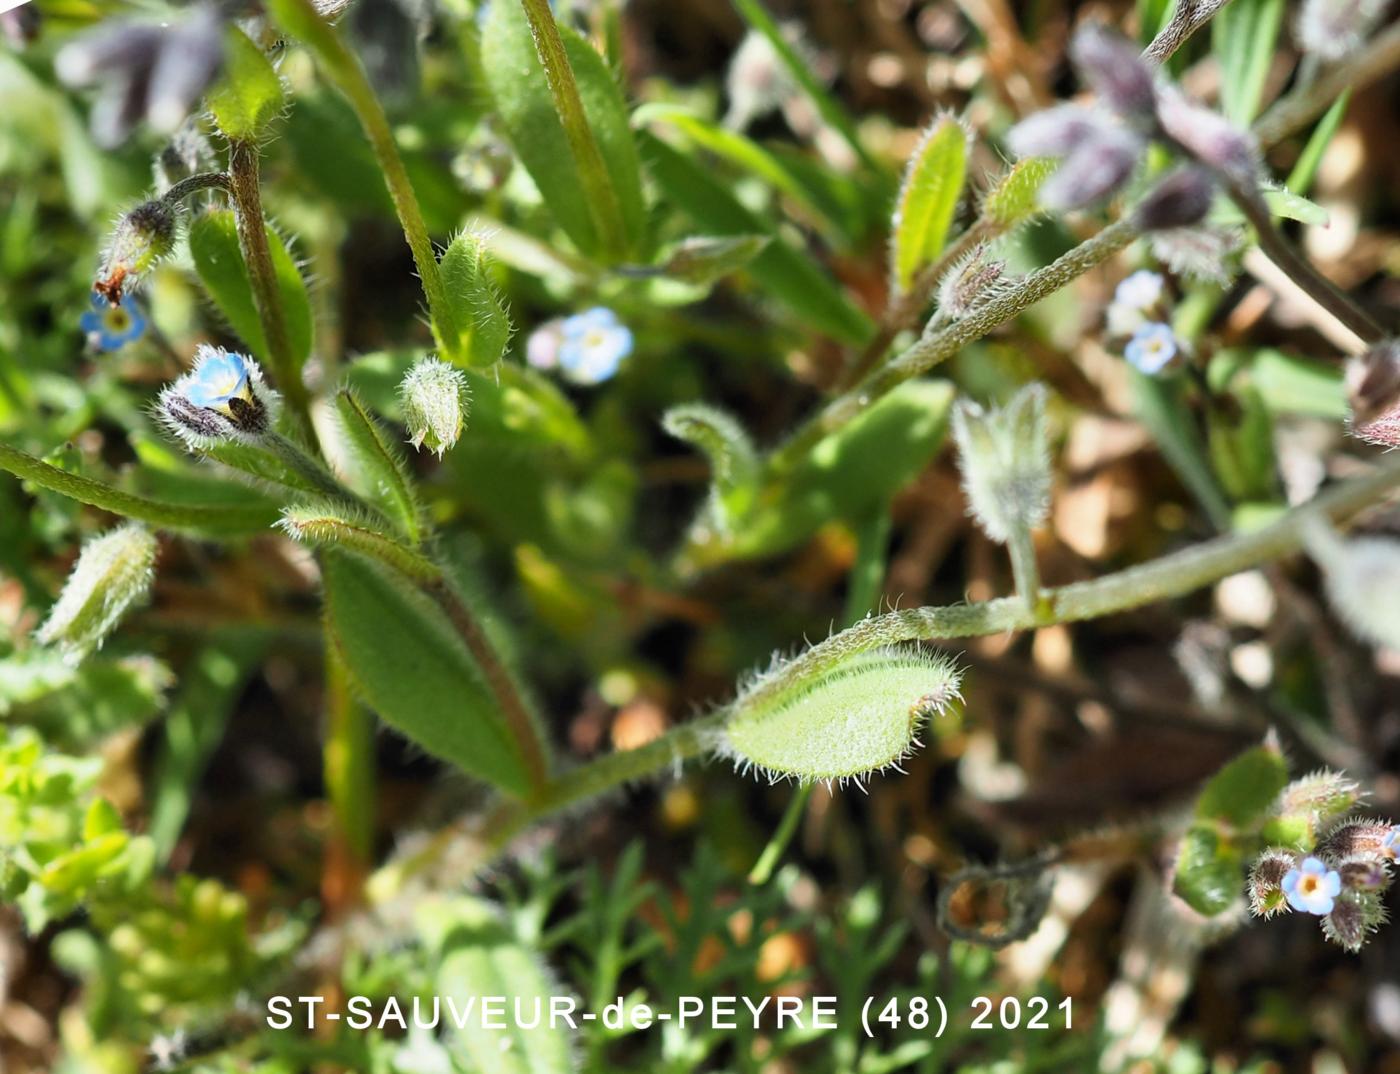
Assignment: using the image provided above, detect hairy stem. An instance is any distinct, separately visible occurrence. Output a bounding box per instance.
[0,440,277,533]
[160,171,232,202]
[323,645,374,909]
[1219,175,1384,343]
[517,0,629,260]
[839,219,992,391]
[228,141,311,430]
[1006,525,1042,611]
[1141,0,1232,66]
[271,0,455,347]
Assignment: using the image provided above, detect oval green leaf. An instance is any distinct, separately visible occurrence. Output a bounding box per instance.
[891,115,968,292]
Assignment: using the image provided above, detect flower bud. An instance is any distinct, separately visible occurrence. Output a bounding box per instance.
[95,199,178,304]
[936,244,1006,322]
[1346,339,1400,448]
[154,122,216,193]
[1247,848,1298,918]
[35,524,157,665]
[1006,104,1102,159]
[157,346,277,449]
[1297,0,1387,62]
[951,383,1052,544]
[399,357,468,458]
[1276,769,1361,824]
[1303,518,1400,651]
[721,648,962,785]
[937,859,1053,948]
[1317,818,1399,861]
[1154,86,1258,183]
[1337,858,1389,892]
[1039,126,1144,210]
[1322,890,1386,952]
[1134,166,1216,231]
[1070,23,1156,119]
[1148,225,1243,284]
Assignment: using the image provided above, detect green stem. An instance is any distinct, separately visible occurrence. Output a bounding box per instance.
[325,643,375,867]
[0,440,276,533]
[1006,524,1041,611]
[227,141,313,430]
[161,171,232,203]
[266,433,354,501]
[516,0,629,260]
[270,0,455,346]
[747,783,812,885]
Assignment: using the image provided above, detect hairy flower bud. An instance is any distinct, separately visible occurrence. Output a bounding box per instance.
[1337,857,1389,891]
[157,346,277,449]
[95,199,178,304]
[399,357,468,458]
[1070,23,1157,119]
[1148,225,1243,284]
[1248,849,1298,918]
[936,244,1006,322]
[35,524,157,665]
[1006,104,1103,159]
[1304,519,1400,651]
[1346,339,1400,447]
[720,648,963,785]
[154,122,216,193]
[1276,769,1362,825]
[1134,166,1216,231]
[952,384,1052,544]
[1039,126,1144,210]
[1154,86,1258,183]
[1322,890,1387,952]
[1317,818,1400,861]
[1296,0,1387,62]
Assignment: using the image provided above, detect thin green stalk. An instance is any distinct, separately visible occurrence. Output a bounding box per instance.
[748,783,812,885]
[517,0,629,260]
[1006,525,1041,611]
[843,508,893,625]
[269,0,455,346]
[266,433,353,500]
[161,171,232,202]
[228,140,313,428]
[0,440,276,532]
[325,644,375,869]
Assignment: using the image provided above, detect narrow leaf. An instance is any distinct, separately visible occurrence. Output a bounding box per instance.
[333,389,423,543]
[1213,0,1285,125]
[891,115,968,292]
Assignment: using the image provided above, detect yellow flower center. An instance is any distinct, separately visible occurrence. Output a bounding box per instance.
[104,308,131,333]
[1299,874,1321,895]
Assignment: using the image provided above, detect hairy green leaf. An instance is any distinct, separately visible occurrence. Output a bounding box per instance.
[208,27,284,140]
[891,115,968,291]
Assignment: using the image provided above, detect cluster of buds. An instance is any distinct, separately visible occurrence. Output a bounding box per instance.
[934,244,1007,325]
[157,346,278,449]
[1006,22,1255,217]
[55,5,225,148]
[1250,818,1397,951]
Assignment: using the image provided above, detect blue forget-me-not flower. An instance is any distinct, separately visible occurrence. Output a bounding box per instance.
[81,293,146,352]
[1282,856,1343,915]
[157,345,275,447]
[556,307,633,386]
[1124,322,1180,375]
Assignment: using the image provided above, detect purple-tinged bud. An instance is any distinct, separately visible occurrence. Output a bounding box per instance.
[1248,849,1298,918]
[1,4,41,49]
[1005,104,1102,159]
[145,6,224,135]
[935,244,1006,323]
[1322,890,1387,952]
[1155,86,1258,183]
[1070,23,1157,120]
[1134,166,1216,231]
[1317,818,1400,862]
[1039,126,1144,210]
[1346,340,1400,447]
[157,346,277,449]
[1337,858,1389,892]
[1297,0,1387,63]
